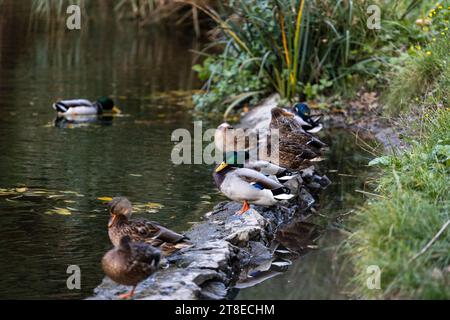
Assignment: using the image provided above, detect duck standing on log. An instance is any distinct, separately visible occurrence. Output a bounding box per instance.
[213,160,295,215]
[107,197,191,256]
[269,107,326,170]
[102,235,160,299]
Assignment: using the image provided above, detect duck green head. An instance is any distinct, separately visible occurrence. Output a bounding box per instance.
[216,151,250,173]
[97,97,121,114]
[293,103,311,118]
[224,151,248,168]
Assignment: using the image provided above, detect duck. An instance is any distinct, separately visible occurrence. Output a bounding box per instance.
[214,122,261,154]
[107,197,191,256]
[213,161,295,215]
[223,151,297,182]
[291,103,323,133]
[102,235,160,299]
[269,107,326,170]
[52,97,121,116]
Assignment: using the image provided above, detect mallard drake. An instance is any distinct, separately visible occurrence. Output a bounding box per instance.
[223,151,297,182]
[102,235,160,299]
[269,107,326,170]
[213,161,295,215]
[291,103,323,133]
[52,97,120,116]
[107,197,191,256]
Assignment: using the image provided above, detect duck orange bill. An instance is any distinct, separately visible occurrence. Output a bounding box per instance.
[108,215,118,228]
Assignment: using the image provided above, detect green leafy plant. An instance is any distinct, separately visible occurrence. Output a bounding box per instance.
[192,0,438,113]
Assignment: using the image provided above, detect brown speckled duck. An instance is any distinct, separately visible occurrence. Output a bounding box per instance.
[107,197,191,256]
[102,235,160,299]
[269,107,326,170]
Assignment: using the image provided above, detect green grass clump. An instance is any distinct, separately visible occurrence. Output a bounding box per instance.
[347,107,450,299]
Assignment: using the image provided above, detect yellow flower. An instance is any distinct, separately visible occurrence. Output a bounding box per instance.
[438,5,443,10]
[432,37,437,41]
[426,51,432,56]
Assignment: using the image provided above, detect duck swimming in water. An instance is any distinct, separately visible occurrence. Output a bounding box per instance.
[102,235,160,299]
[52,97,120,116]
[213,161,295,215]
[107,197,191,256]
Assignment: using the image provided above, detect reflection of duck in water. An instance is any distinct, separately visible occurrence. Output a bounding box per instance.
[52,97,121,128]
[53,114,115,128]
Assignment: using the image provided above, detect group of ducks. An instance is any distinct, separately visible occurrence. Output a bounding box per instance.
[212,104,326,215]
[51,97,326,299]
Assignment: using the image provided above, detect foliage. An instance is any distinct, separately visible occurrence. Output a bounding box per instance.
[385,3,450,114]
[193,0,447,113]
[346,106,450,299]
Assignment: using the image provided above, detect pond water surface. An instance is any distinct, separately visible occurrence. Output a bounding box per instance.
[0,5,373,299]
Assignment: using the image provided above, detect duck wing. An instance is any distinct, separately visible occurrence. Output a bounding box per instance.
[245,160,285,175]
[130,219,187,244]
[234,168,283,190]
[127,242,161,279]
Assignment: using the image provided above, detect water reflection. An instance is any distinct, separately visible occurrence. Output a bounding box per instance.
[236,129,375,299]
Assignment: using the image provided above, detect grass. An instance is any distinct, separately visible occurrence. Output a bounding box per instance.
[385,6,450,115]
[345,30,450,299]
[347,107,449,299]
[29,0,213,35]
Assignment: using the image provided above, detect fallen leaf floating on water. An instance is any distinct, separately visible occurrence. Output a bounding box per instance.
[48,194,65,199]
[146,202,164,209]
[46,207,71,216]
[97,197,113,202]
[15,187,28,193]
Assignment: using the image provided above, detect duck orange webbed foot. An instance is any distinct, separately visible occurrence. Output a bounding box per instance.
[117,287,135,300]
[234,201,250,215]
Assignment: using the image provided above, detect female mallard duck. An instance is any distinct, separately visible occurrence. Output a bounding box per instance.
[107,197,191,256]
[291,103,323,133]
[214,122,261,154]
[269,107,326,170]
[102,235,160,299]
[213,161,295,215]
[52,97,120,116]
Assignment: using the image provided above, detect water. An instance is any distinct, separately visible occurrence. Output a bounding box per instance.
[0,3,374,300]
[0,4,221,299]
[236,129,375,299]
